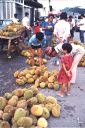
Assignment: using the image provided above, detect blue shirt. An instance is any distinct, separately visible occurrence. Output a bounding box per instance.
[28,35,46,48]
[42,21,54,36]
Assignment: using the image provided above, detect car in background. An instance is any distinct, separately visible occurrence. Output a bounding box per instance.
[0,19,12,29]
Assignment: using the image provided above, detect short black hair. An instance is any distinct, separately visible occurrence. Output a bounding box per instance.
[48,14,54,18]
[25,12,29,16]
[60,12,67,20]
[62,43,72,53]
[36,32,44,41]
[14,13,17,18]
[69,15,73,19]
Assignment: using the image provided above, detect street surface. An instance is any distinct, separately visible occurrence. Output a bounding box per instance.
[0,32,85,128]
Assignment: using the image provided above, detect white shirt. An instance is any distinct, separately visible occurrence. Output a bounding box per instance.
[12,18,19,23]
[77,18,85,31]
[55,43,85,56]
[22,16,30,29]
[69,19,75,30]
[54,20,70,41]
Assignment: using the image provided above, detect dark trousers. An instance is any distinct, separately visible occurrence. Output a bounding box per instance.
[70,27,75,38]
[80,30,84,43]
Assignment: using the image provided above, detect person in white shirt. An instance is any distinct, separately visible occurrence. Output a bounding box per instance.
[22,12,31,40]
[68,15,75,39]
[54,40,85,84]
[77,14,85,43]
[54,12,70,43]
[12,13,19,23]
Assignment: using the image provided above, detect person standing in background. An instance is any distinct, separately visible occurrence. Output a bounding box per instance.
[12,13,19,23]
[22,12,31,40]
[68,15,75,39]
[42,14,54,47]
[77,14,85,43]
[54,12,70,44]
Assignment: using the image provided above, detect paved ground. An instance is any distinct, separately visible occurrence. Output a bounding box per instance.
[0,49,85,128]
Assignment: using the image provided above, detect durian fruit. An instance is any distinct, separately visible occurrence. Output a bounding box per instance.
[2,112,11,122]
[48,76,55,83]
[48,82,54,89]
[17,117,33,127]
[26,73,32,79]
[42,107,50,119]
[14,70,20,78]
[16,78,25,85]
[52,104,61,117]
[27,97,38,107]
[0,121,10,128]
[24,90,33,100]
[46,96,57,104]
[8,96,18,107]
[32,75,38,81]
[31,105,43,116]
[4,93,12,100]
[30,114,38,125]
[4,105,16,117]
[27,78,35,84]
[43,59,47,64]
[12,89,24,97]
[17,100,27,109]
[45,103,54,112]
[35,69,41,76]
[53,82,60,91]
[39,82,46,88]
[0,110,3,119]
[43,71,49,79]
[34,79,40,88]
[29,69,35,75]
[30,86,39,95]
[37,117,48,128]
[0,97,7,110]
[36,93,46,104]
[14,108,27,121]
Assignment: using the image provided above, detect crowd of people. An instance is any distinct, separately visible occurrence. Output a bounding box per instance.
[9,12,85,97]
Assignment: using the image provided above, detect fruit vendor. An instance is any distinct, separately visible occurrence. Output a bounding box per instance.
[27,32,46,66]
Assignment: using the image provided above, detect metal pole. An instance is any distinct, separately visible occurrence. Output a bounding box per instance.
[22,0,24,18]
[49,0,50,11]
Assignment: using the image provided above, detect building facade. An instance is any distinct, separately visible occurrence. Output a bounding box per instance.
[0,0,43,26]
[38,0,49,16]
[0,0,31,20]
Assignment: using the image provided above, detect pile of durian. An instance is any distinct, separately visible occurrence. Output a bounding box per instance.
[0,86,61,128]
[0,22,25,37]
[14,66,59,91]
[21,50,47,66]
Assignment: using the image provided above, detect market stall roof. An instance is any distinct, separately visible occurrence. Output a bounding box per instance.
[24,0,43,8]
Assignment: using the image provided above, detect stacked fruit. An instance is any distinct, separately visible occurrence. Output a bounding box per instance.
[0,87,61,128]
[21,50,47,66]
[0,22,25,37]
[14,66,59,91]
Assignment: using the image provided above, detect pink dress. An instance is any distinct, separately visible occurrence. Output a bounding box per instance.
[57,54,73,84]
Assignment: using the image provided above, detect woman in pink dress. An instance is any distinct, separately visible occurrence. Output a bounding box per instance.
[57,43,73,97]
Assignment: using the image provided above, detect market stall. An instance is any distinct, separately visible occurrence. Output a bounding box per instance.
[0,22,25,58]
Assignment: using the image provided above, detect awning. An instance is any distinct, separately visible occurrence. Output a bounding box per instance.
[24,0,43,8]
